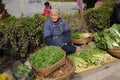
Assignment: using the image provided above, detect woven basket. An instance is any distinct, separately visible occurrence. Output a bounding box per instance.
[108,49,120,58]
[33,53,66,77]
[35,57,75,80]
[72,37,93,45]
[71,31,93,45]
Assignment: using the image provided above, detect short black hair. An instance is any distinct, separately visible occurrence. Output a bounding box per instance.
[44,2,51,9]
[44,2,50,6]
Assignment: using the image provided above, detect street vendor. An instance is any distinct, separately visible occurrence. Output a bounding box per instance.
[43,8,76,55]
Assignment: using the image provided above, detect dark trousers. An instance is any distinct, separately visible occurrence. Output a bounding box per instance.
[62,44,76,55]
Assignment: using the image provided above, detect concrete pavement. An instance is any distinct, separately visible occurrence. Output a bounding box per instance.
[3,0,45,17]
[71,59,120,80]
[3,0,78,17]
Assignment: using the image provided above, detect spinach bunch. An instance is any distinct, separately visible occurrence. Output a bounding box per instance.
[29,46,64,68]
[71,32,84,39]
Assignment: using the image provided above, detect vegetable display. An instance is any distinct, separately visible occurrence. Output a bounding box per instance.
[94,24,120,50]
[71,32,93,39]
[71,32,84,39]
[68,46,114,72]
[29,46,64,68]
[68,53,87,68]
[79,47,110,66]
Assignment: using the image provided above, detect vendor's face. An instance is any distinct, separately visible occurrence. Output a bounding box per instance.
[50,11,60,22]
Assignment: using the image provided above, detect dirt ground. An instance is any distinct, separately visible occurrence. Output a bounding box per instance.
[0,53,24,74]
[0,55,13,73]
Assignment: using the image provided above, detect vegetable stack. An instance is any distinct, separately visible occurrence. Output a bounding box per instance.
[29,46,64,68]
[71,32,84,39]
[94,24,120,50]
[71,32,93,45]
[68,46,114,73]
[29,46,66,77]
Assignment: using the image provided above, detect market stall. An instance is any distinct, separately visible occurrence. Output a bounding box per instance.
[1,24,120,80]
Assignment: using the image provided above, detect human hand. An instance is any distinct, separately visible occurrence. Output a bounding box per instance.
[64,43,67,46]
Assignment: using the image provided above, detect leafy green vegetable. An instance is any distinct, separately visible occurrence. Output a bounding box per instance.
[68,53,87,68]
[13,64,31,77]
[79,47,107,66]
[94,24,120,49]
[71,32,84,39]
[68,46,111,68]
[29,46,64,68]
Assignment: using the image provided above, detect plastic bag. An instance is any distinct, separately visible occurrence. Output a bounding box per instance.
[0,73,14,80]
[12,64,33,80]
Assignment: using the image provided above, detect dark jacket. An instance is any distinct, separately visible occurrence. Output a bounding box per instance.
[110,3,120,26]
[44,18,71,47]
[44,18,76,54]
[83,0,100,9]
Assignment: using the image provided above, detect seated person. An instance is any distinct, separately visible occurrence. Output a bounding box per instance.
[43,8,76,55]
